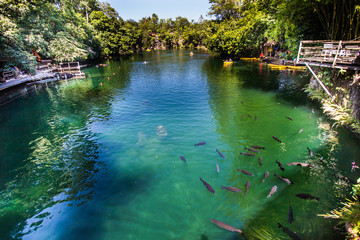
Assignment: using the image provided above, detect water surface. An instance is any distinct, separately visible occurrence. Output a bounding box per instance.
[0,50,359,240]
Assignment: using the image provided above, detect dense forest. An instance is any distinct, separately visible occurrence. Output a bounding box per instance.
[1,0,360,73]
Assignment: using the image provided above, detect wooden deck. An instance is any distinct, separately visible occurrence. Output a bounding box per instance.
[296,40,360,70]
[57,62,85,78]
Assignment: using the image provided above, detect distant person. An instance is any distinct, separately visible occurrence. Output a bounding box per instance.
[13,66,19,79]
[260,52,264,60]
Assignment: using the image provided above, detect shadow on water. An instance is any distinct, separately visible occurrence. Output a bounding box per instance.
[202,58,313,106]
[200,57,359,239]
[0,60,133,239]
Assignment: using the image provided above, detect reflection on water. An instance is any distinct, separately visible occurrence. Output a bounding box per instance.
[0,51,359,240]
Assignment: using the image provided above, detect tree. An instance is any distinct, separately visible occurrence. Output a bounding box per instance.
[49,31,89,62]
[208,0,241,20]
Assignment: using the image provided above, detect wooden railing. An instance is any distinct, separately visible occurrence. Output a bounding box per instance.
[296,40,360,68]
[57,62,85,78]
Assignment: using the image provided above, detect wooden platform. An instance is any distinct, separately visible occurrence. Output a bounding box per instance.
[57,62,85,78]
[296,40,360,70]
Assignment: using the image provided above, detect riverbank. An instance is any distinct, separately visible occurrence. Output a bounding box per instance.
[0,70,74,106]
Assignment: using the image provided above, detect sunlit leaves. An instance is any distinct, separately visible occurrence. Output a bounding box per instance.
[49,31,89,62]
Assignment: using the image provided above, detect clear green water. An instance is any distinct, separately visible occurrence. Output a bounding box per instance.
[0,50,359,240]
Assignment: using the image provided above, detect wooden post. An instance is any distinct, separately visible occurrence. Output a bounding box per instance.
[332,40,342,68]
[305,63,333,99]
[296,41,303,65]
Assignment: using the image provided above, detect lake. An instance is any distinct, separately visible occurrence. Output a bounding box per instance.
[0,50,359,239]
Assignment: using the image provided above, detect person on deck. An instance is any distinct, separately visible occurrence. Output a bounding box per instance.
[260,52,264,60]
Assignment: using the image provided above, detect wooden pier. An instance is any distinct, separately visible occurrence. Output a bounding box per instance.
[57,62,86,78]
[296,40,360,70]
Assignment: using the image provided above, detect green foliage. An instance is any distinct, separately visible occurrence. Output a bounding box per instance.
[49,31,89,62]
[206,10,269,58]
[320,180,360,239]
[305,85,360,135]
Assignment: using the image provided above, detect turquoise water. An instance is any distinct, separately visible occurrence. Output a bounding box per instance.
[0,50,359,239]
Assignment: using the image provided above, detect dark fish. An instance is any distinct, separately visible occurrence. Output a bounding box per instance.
[216,149,226,159]
[179,155,186,163]
[262,171,269,183]
[285,116,294,121]
[287,162,314,168]
[200,177,215,193]
[307,147,313,157]
[267,185,278,198]
[278,222,302,240]
[295,193,320,201]
[252,145,265,150]
[195,142,206,146]
[255,116,258,121]
[221,185,242,193]
[238,169,254,176]
[241,115,244,118]
[288,202,294,224]
[210,219,243,233]
[258,157,262,167]
[240,152,255,157]
[245,147,260,153]
[276,159,285,171]
[247,114,252,118]
[274,173,293,185]
[244,181,250,196]
[272,136,282,143]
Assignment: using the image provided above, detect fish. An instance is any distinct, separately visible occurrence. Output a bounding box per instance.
[307,147,313,157]
[195,142,206,146]
[262,171,269,183]
[179,155,186,163]
[216,163,220,173]
[200,177,215,193]
[285,116,294,121]
[247,114,252,118]
[221,185,242,193]
[276,159,285,171]
[287,162,314,168]
[251,145,265,150]
[277,222,302,240]
[298,128,303,133]
[244,181,250,196]
[288,202,294,224]
[254,116,258,120]
[272,136,282,143]
[274,173,293,185]
[210,219,243,233]
[216,149,226,159]
[258,157,263,167]
[295,193,320,201]
[245,147,260,153]
[267,185,278,198]
[238,169,254,176]
[240,152,256,157]
[241,115,244,118]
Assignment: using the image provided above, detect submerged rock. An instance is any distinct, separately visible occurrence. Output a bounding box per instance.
[156,126,168,137]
